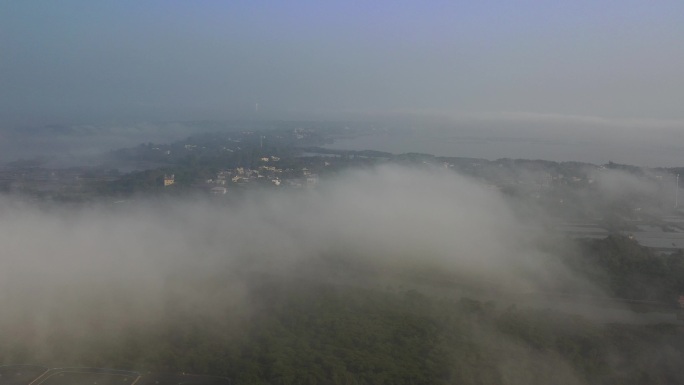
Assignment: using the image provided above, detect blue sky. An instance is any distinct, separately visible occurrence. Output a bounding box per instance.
[2,1,684,124]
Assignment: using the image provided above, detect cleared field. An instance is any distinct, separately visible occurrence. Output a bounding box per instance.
[0,365,48,385]
[136,374,231,385]
[0,368,231,385]
[31,369,139,385]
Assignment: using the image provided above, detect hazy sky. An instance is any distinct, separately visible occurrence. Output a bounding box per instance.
[2,1,684,124]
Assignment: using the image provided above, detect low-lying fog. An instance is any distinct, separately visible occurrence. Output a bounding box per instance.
[0,164,670,367]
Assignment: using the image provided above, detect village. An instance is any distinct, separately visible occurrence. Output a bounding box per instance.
[177,155,320,195]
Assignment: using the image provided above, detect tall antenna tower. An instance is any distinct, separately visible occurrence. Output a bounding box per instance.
[676,174,680,208]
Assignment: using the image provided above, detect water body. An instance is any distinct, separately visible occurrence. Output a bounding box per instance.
[630,232,684,249]
[324,131,684,167]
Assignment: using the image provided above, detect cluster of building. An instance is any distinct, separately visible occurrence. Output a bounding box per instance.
[199,156,318,194]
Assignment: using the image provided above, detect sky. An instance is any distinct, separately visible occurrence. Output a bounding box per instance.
[2,1,684,125]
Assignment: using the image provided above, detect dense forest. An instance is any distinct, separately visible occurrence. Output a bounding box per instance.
[0,235,684,384]
[3,235,684,385]
[5,282,683,385]
[565,234,684,305]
